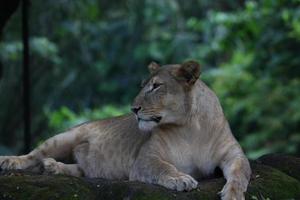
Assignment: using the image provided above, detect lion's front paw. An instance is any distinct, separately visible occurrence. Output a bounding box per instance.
[43,158,62,175]
[0,156,30,170]
[159,173,198,191]
[220,181,245,200]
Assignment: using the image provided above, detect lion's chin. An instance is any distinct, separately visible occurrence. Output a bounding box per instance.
[138,120,157,132]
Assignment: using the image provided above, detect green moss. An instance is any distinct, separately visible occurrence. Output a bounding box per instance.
[88,179,174,200]
[258,154,300,181]
[246,164,300,200]
[0,174,95,200]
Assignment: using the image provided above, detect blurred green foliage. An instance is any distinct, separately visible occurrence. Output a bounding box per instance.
[0,0,299,158]
[46,105,130,134]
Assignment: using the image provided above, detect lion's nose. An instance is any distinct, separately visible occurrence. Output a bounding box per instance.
[131,106,141,114]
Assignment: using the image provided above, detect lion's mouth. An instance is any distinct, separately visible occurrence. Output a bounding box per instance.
[138,116,162,123]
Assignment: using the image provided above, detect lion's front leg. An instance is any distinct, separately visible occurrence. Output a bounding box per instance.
[129,146,198,192]
[157,170,198,192]
[0,155,39,171]
[219,148,251,200]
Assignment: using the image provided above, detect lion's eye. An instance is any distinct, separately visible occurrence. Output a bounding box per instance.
[152,83,162,90]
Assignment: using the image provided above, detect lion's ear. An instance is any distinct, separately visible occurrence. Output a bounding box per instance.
[148,61,160,74]
[175,60,201,86]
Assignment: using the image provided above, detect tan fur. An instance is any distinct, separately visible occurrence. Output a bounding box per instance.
[0,61,251,200]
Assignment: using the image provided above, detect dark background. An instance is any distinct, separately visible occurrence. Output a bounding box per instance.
[0,0,299,159]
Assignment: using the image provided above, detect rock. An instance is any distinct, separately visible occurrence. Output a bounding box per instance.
[0,154,299,200]
[257,154,300,181]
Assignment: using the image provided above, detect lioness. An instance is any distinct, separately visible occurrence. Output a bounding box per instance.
[0,61,251,200]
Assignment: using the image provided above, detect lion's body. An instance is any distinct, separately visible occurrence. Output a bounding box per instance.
[0,62,251,200]
[73,114,146,179]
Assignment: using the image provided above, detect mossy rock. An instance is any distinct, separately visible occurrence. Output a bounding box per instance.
[0,173,96,200]
[246,163,300,200]
[0,154,300,200]
[257,154,300,181]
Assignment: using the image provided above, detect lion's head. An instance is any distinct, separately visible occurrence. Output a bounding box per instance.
[131,61,201,132]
